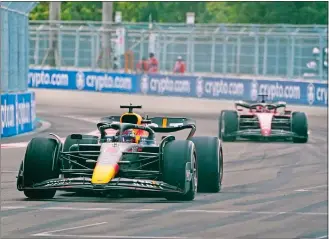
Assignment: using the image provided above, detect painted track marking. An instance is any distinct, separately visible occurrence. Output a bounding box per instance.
[1,170,18,173]
[63,115,100,124]
[1,129,100,149]
[32,234,188,238]
[33,222,108,236]
[316,235,329,239]
[294,185,327,192]
[1,206,326,216]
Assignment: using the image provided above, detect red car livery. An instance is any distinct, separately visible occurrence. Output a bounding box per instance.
[218,95,308,143]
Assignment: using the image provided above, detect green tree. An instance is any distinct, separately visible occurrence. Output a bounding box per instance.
[29,2,49,20]
[29,1,328,25]
[206,2,328,24]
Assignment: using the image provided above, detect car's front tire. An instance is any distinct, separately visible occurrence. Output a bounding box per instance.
[162,140,197,201]
[291,112,308,143]
[190,136,223,193]
[22,137,60,199]
[219,110,238,142]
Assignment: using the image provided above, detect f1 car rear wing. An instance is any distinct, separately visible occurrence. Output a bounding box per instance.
[146,117,196,139]
[100,115,195,128]
[147,116,195,128]
[98,116,196,139]
[235,101,287,110]
[100,116,121,124]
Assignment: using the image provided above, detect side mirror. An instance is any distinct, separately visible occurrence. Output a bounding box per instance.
[70,134,83,140]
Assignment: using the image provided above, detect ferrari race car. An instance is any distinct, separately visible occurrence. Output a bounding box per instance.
[218,94,308,143]
[17,105,223,201]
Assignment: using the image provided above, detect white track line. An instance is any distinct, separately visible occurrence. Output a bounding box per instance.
[32,234,188,238]
[63,115,100,124]
[294,185,327,192]
[33,222,108,236]
[177,209,327,216]
[316,235,328,239]
[44,207,155,212]
[0,206,155,212]
[1,206,326,216]
[1,170,18,173]
[1,129,100,149]
[1,206,26,210]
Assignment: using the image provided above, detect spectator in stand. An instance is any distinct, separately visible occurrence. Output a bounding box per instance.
[136,56,149,73]
[304,47,328,79]
[113,56,118,70]
[173,56,186,74]
[148,52,159,73]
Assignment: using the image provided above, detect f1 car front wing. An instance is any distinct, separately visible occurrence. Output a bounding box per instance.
[18,177,184,194]
[227,129,306,138]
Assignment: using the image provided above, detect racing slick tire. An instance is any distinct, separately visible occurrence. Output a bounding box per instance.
[22,137,60,199]
[62,135,99,177]
[163,140,197,201]
[291,112,308,143]
[219,110,238,142]
[190,136,223,193]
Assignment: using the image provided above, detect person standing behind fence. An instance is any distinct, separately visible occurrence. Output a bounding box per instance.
[173,56,186,74]
[148,53,159,73]
[136,56,149,73]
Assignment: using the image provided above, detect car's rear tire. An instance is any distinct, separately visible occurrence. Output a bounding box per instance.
[291,112,308,143]
[190,136,223,193]
[219,110,238,142]
[62,135,99,176]
[163,140,197,201]
[22,137,59,199]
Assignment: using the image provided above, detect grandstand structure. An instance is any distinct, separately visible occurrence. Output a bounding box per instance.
[28,21,328,80]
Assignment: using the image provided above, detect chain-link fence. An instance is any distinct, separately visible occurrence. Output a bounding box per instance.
[29,21,328,80]
[0,2,38,93]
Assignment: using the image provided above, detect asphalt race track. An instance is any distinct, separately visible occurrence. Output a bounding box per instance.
[1,91,328,239]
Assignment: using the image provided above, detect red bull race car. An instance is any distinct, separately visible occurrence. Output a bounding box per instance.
[17,105,223,201]
[218,95,308,143]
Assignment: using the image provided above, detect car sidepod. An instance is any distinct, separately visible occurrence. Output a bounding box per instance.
[62,134,99,177]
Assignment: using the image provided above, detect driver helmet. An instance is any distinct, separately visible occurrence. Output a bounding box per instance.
[120,129,137,143]
[256,105,263,112]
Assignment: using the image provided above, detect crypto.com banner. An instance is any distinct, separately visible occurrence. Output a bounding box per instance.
[28,68,327,107]
[1,91,36,137]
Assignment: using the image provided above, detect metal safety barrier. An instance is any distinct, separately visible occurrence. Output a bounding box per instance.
[0,2,37,137]
[28,21,328,80]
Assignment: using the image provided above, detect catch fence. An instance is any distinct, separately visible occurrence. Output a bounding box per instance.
[0,2,37,92]
[28,21,328,80]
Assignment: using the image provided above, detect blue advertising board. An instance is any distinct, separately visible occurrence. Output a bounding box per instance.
[28,68,327,107]
[137,74,327,107]
[248,79,328,107]
[1,93,17,137]
[138,74,248,101]
[28,69,138,93]
[1,91,36,137]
